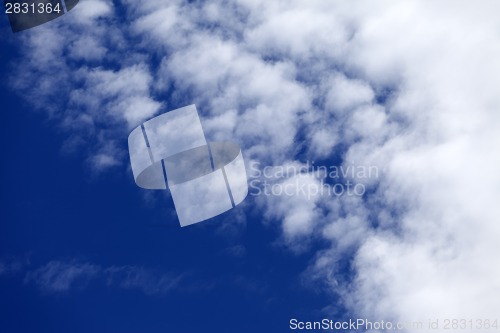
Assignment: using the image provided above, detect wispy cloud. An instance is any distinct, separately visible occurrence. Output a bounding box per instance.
[25,261,100,292]
[0,255,30,277]
[104,265,184,295]
[24,260,188,295]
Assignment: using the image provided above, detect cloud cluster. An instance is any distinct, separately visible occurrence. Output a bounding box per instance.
[10,0,162,171]
[7,0,500,330]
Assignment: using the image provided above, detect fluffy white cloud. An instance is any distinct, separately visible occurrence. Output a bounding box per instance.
[69,64,162,127]
[68,35,107,61]
[264,172,324,242]
[71,0,114,25]
[10,2,162,171]
[325,74,375,115]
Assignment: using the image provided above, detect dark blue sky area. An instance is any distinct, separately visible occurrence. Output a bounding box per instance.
[0,18,338,333]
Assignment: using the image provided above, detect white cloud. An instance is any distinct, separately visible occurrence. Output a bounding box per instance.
[308,128,339,159]
[71,0,113,25]
[243,1,350,60]
[306,1,500,328]
[264,172,324,242]
[70,64,163,128]
[325,74,375,115]
[68,35,107,61]
[90,152,120,170]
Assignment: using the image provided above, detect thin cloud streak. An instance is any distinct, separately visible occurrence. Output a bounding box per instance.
[24,260,188,295]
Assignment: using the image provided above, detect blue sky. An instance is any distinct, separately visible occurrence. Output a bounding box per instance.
[0,72,337,332]
[2,1,500,333]
[0,5,339,332]
[0,62,343,333]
